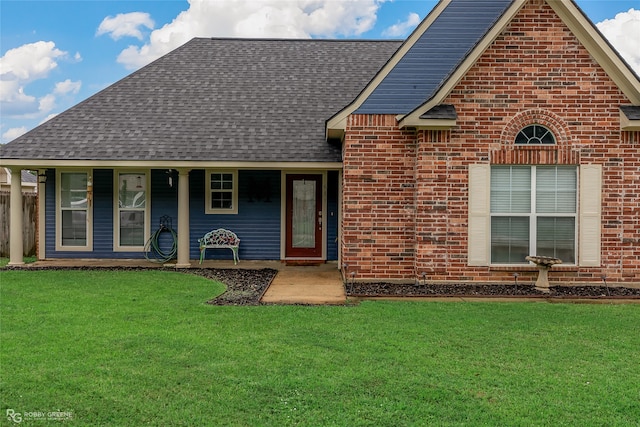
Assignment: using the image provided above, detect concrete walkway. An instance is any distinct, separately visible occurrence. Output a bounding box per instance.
[261,263,346,305]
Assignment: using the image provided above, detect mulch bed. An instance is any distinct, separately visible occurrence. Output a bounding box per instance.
[192,268,278,305]
[6,265,640,303]
[347,282,640,299]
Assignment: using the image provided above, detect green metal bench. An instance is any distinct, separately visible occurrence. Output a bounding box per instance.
[198,228,240,264]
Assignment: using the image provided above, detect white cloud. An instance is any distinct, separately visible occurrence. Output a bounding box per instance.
[40,113,58,124]
[597,8,640,74]
[115,0,383,69]
[97,12,155,41]
[54,79,82,95]
[0,41,70,118]
[2,126,28,143]
[0,41,66,82]
[382,12,421,37]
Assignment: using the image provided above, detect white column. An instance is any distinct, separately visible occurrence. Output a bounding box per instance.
[175,169,191,268]
[37,169,46,260]
[9,167,24,265]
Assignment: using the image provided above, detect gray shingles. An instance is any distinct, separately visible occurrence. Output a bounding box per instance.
[620,105,640,120]
[420,104,457,120]
[1,38,402,163]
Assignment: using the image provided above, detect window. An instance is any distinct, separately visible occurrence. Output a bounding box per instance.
[206,170,238,214]
[468,164,601,267]
[490,166,577,264]
[515,124,556,145]
[57,170,92,250]
[115,172,149,250]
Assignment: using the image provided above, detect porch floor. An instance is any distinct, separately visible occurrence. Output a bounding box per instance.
[26,259,347,305]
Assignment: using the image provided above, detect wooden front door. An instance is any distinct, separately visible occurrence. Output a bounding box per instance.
[285,174,323,258]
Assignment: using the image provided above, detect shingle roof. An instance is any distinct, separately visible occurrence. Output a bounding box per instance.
[1,38,402,163]
[420,104,457,120]
[356,0,514,115]
[620,105,640,120]
[20,170,37,184]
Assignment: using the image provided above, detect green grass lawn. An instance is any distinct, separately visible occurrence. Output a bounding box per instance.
[1,269,639,426]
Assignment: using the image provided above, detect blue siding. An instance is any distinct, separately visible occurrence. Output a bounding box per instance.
[44,168,339,261]
[44,170,55,257]
[327,171,339,261]
[190,170,282,261]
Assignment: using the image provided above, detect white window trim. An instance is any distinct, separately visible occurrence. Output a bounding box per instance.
[205,169,238,214]
[489,165,578,266]
[113,170,150,252]
[55,169,93,252]
[469,164,600,267]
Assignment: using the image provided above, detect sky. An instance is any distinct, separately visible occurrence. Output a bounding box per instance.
[1,0,639,144]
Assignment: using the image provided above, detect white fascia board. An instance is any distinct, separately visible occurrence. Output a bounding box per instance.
[0,159,343,170]
[620,110,640,131]
[398,117,457,130]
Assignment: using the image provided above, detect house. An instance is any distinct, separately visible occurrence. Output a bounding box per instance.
[2,0,639,285]
[0,169,37,193]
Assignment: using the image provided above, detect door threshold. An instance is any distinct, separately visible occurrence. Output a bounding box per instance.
[284,260,325,266]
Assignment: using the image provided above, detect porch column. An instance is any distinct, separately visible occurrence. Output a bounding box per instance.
[175,168,191,268]
[9,167,24,265]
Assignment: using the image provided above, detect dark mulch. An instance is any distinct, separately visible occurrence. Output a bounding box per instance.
[347,282,640,299]
[6,265,639,302]
[193,268,278,305]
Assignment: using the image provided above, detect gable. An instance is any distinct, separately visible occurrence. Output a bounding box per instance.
[325,0,640,137]
[400,0,640,127]
[440,0,632,146]
[355,0,513,115]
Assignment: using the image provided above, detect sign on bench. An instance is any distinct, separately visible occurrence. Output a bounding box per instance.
[198,229,240,264]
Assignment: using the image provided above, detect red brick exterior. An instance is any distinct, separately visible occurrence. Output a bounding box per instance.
[341,0,639,284]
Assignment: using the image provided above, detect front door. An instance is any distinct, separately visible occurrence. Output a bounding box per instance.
[285,174,323,258]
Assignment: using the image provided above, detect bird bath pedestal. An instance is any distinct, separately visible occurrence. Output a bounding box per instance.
[525,256,562,293]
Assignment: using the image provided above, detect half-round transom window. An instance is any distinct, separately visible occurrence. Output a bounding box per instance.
[515,124,556,145]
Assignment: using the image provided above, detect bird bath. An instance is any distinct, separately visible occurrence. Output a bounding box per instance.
[525,256,562,293]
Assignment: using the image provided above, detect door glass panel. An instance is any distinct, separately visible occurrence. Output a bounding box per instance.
[292,180,316,248]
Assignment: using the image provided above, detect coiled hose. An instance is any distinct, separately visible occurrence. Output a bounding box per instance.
[144,225,178,263]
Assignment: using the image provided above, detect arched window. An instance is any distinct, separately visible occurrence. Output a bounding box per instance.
[515,124,556,145]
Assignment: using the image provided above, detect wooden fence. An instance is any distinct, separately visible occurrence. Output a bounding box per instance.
[0,191,37,257]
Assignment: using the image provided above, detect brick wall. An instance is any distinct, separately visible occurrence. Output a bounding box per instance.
[342,114,416,280]
[341,0,639,284]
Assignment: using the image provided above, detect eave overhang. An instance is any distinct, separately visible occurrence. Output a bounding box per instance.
[620,106,640,131]
[0,159,344,170]
[398,104,457,130]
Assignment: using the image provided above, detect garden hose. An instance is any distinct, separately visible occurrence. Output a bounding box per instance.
[144,224,178,263]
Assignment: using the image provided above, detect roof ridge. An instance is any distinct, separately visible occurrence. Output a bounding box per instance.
[193,37,404,43]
